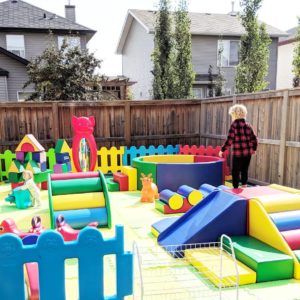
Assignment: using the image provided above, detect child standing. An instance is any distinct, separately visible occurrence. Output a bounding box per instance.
[21,170,41,207]
[219,104,258,189]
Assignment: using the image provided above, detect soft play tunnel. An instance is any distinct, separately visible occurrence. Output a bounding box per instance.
[48,171,111,229]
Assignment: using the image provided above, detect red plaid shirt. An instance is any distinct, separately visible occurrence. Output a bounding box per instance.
[221,118,258,157]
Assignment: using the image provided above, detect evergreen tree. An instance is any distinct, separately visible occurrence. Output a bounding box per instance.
[235,0,271,93]
[215,41,226,96]
[215,67,225,96]
[207,65,214,97]
[24,36,102,101]
[151,0,175,99]
[173,0,195,99]
[292,20,300,87]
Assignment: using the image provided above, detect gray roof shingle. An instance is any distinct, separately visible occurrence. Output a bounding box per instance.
[0,0,95,33]
[130,9,287,37]
[279,27,299,43]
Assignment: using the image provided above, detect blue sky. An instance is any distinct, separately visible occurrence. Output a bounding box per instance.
[8,0,300,75]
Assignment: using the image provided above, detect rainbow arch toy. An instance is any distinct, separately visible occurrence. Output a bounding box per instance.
[48,171,111,229]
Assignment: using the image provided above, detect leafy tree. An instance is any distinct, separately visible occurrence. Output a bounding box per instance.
[235,0,271,93]
[151,0,175,99]
[292,20,300,87]
[207,65,214,97]
[173,0,195,98]
[24,36,102,101]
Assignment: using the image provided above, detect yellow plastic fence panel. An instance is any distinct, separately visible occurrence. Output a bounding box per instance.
[121,166,137,191]
[97,146,125,174]
[248,199,300,279]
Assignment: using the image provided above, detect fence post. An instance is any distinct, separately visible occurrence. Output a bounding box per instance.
[124,102,131,146]
[278,90,289,185]
[52,102,59,142]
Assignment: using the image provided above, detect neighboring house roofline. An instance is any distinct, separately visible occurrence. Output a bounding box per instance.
[116,10,151,54]
[278,38,297,46]
[0,27,96,35]
[0,0,96,41]
[0,47,29,65]
[116,9,288,54]
[0,67,9,77]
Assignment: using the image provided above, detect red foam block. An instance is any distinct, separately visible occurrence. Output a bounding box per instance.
[113,172,128,191]
[11,182,24,189]
[281,229,300,250]
[162,198,193,214]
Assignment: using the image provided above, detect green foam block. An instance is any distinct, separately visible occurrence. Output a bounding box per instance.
[155,200,165,213]
[106,178,119,192]
[224,236,294,282]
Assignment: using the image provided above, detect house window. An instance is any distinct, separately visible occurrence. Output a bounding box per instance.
[192,87,204,99]
[58,36,81,50]
[217,40,239,67]
[6,35,25,58]
[18,91,34,101]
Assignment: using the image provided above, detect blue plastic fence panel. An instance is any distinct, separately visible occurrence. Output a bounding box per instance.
[0,225,133,300]
[122,144,180,166]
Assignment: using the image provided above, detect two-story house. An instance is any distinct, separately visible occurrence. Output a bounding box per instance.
[116,9,287,99]
[0,0,96,101]
[277,26,299,89]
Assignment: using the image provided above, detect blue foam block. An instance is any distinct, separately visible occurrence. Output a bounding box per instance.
[270,210,300,231]
[56,153,71,164]
[156,161,223,192]
[158,190,248,254]
[53,208,108,229]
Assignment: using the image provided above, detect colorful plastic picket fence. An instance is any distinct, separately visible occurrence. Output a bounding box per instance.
[0,225,133,300]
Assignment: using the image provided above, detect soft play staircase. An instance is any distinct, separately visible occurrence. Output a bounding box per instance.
[223,236,294,282]
[270,210,300,262]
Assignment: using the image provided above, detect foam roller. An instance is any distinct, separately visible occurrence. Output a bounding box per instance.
[159,189,184,210]
[177,185,204,205]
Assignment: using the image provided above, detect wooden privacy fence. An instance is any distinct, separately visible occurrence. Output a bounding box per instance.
[0,88,299,188]
[0,225,133,300]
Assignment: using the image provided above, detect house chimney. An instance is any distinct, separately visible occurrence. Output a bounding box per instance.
[228,1,237,16]
[65,4,76,22]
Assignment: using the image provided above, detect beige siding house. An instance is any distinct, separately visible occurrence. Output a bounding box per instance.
[117,10,287,100]
[0,0,96,101]
[277,27,298,89]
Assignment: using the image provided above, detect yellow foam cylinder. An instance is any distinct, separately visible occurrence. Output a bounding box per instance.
[177,185,204,206]
[52,192,105,211]
[269,184,300,194]
[160,189,184,210]
[256,193,300,213]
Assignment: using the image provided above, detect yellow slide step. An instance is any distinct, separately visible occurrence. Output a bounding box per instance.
[185,248,256,287]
